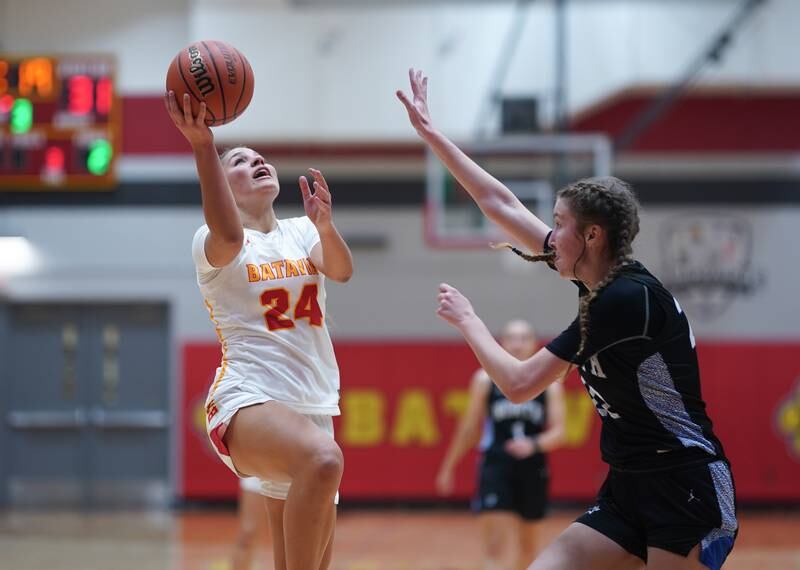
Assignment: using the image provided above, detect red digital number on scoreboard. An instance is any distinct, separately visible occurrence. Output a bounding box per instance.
[0,54,119,191]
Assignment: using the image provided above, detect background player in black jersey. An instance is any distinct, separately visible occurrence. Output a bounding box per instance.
[398,69,737,570]
[436,319,566,570]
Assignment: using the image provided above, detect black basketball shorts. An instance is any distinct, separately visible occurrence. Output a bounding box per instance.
[576,459,737,570]
[473,454,549,521]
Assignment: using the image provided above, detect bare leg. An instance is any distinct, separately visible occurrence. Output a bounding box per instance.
[266,493,336,570]
[283,478,338,569]
[231,488,268,570]
[530,523,644,570]
[225,402,343,570]
[480,512,521,570]
[518,520,542,570]
[266,498,287,570]
[318,506,337,570]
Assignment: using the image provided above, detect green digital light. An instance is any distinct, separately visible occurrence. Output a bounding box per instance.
[10,98,33,134]
[86,139,113,176]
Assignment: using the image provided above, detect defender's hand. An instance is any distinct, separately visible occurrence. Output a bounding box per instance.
[396,68,435,139]
[436,283,477,329]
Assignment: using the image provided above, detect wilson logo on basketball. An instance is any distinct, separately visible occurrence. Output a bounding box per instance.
[187,45,215,96]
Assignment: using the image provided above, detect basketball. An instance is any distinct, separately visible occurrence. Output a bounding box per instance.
[166,40,254,126]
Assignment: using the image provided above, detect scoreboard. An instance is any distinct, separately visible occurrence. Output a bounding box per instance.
[0,54,119,190]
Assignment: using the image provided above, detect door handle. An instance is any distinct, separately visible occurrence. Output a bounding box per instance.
[62,323,79,400]
[7,409,88,429]
[101,324,120,405]
[89,408,169,429]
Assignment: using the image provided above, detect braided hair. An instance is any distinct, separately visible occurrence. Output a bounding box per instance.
[490,242,555,263]
[496,176,640,360]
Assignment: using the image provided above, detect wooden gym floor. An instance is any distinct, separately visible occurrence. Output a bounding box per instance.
[1,507,798,569]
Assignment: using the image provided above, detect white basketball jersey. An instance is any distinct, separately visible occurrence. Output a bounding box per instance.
[192,217,340,414]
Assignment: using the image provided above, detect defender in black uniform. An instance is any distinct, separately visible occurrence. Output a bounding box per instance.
[436,320,565,570]
[399,68,737,570]
[544,258,736,568]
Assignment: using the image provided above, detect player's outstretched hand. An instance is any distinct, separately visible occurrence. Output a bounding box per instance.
[396,68,435,139]
[300,168,333,229]
[164,91,213,148]
[436,283,476,328]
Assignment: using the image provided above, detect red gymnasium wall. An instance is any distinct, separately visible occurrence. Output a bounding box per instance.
[181,340,800,503]
[123,88,800,156]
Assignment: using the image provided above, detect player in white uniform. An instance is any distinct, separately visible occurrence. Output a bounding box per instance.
[166,92,354,570]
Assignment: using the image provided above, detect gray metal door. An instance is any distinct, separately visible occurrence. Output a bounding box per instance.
[5,305,90,507]
[2,303,170,508]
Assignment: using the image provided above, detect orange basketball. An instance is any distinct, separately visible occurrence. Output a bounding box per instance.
[166,40,254,126]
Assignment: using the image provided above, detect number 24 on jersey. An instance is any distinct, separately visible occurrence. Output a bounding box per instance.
[261,284,323,331]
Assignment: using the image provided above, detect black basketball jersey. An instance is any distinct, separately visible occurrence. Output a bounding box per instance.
[482,381,548,459]
[545,253,727,471]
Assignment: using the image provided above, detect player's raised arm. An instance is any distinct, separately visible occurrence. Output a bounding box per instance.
[397,68,551,254]
[436,283,571,403]
[164,91,243,267]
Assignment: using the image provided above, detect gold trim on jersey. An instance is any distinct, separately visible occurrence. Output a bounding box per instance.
[204,298,229,399]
